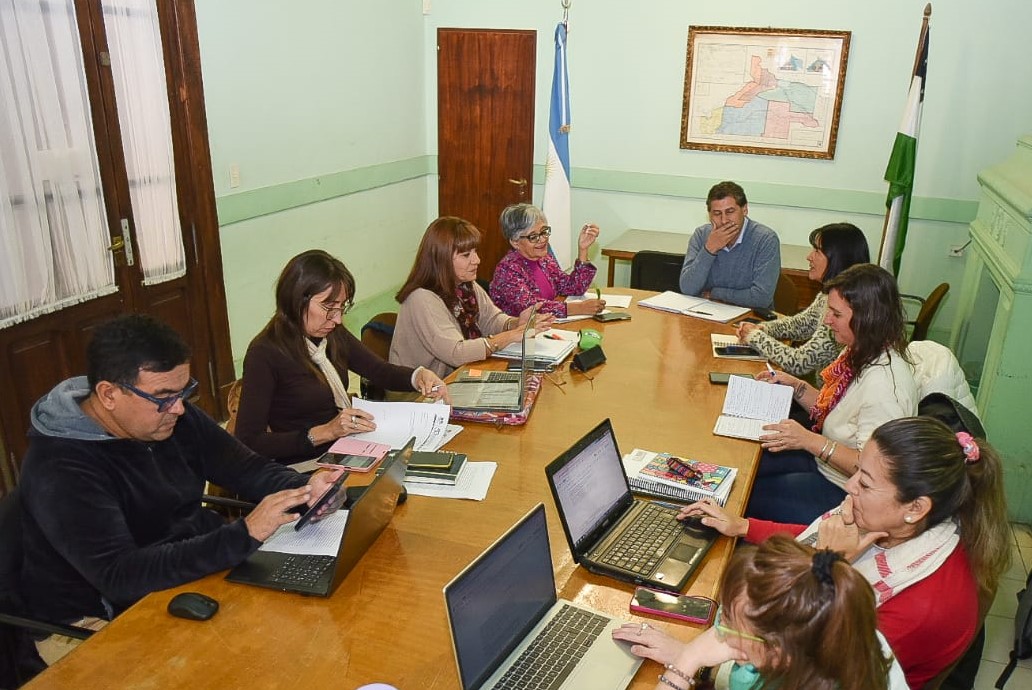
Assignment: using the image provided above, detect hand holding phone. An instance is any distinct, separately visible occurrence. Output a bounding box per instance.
[630,587,716,624]
[294,471,349,531]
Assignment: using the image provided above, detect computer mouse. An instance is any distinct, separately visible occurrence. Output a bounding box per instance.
[681,514,718,538]
[167,592,219,621]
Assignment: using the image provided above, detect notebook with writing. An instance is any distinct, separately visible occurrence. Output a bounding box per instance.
[447,305,539,412]
[443,503,641,690]
[545,419,718,592]
[225,438,412,596]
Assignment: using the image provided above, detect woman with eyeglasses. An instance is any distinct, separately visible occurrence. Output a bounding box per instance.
[390,217,553,378]
[734,222,870,376]
[488,203,605,318]
[235,250,446,463]
[682,416,1010,689]
[613,536,907,690]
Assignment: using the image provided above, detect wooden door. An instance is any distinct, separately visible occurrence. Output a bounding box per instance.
[437,29,536,280]
[0,0,231,492]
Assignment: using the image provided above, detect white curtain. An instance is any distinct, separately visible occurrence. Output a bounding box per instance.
[0,0,116,328]
[102,0,185,285]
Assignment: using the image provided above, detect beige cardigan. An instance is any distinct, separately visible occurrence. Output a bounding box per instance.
[388,285,513,378]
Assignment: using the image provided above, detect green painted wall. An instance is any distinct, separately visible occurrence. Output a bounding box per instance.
[194,1,1032,371]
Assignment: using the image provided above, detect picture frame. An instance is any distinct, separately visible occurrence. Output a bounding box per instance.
[680,26,851,159]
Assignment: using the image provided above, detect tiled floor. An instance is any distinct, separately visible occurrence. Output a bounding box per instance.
[974,523,1032,689]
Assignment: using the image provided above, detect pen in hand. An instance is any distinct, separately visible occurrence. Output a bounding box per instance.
[765,362,777,380]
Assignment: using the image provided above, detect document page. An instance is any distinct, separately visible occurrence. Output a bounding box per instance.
[259,510,349,556]
[351,399,452,450]
[721,375,792,422]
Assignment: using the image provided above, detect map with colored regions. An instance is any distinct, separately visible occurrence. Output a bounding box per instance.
[681,30,849,158]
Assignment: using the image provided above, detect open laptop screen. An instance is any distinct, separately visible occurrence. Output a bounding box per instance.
[549,422,629,550]
[445,505,556,690]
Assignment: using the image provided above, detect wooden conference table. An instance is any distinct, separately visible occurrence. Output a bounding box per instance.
[28,289,764,690]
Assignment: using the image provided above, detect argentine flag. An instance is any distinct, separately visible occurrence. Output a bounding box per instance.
[543,22,572,268]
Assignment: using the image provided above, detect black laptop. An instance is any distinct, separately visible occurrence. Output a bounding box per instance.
[225,438,412,596]
[544,419,717,592]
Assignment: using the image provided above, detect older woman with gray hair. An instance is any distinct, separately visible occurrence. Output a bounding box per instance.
[488,203,604,318]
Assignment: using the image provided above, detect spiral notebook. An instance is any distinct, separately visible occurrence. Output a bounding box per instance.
[621,449,737,506]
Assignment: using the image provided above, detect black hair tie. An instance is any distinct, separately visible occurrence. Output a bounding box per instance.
[811,549,841,587]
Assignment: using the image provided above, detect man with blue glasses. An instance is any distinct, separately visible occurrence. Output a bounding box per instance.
[18,314,341,627]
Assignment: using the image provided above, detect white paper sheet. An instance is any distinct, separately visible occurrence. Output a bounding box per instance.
[404,461,497,500]
[351,399,452,450]
[259,510,349,556]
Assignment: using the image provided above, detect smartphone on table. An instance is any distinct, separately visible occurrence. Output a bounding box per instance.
[630,587,716,624]
[714,345,761,357]
[314,451,380,472]
[709,372,754,385]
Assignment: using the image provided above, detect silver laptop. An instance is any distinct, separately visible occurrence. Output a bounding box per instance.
[444,503,641,690]
[447,305,539,412]
[225,438,412,596]
[545,419,717,592]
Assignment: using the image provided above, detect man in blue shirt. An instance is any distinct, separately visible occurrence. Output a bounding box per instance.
[679,181,781,309]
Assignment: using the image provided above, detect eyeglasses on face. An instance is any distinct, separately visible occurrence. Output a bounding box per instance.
[121,378,199,413]
[713,605,767,645]
[518,226,552,243]
[315,301,353,320]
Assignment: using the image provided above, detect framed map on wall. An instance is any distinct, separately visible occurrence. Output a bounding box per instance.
[680,26,851,159]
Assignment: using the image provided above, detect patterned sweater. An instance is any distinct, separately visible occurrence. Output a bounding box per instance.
[489,250,596,317]
[743,293,842,376]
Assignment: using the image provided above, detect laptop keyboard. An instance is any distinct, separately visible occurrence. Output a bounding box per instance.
[491,604,609,690]
[267,554,334,586]
[599,503,680,575]
[458,370,520,383]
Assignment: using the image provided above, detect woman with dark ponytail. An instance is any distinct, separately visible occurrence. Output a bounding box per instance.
[684,416,1011,688]
[613,536,907,690]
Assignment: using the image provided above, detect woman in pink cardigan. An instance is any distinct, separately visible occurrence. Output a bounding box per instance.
[681,416,1010,689]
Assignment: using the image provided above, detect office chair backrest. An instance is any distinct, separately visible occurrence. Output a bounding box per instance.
[629,251,683,292]
[360,313,398,400]
[907,282,949,342]
[772,272,799,315]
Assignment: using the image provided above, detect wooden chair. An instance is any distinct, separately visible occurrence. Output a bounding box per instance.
[772,272,799,316]
[903,283,949,342]
[629,251,683,292]
[360,313,398,400]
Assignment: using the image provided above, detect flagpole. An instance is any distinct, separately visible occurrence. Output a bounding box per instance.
[878,4,931,273]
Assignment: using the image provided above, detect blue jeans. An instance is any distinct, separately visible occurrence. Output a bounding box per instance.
[745,449,846,525]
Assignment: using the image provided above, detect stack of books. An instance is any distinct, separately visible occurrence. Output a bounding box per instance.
[622,449,737,506]
[402,450,468,485]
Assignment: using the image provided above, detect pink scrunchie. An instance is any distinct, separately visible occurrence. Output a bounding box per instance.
[956,431,980,464]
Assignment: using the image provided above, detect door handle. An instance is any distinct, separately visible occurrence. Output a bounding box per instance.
[106,219,136,266]
[507,178,527,187]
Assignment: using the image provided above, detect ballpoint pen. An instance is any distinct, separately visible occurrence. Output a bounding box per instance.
[765,362,776,378]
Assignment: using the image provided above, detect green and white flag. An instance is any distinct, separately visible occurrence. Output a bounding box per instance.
[880,21,929,275]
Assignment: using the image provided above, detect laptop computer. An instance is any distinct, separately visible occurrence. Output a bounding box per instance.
[544,419,717,592]
[443,503,641,690]
[225,438,413,596]
[447,304,539,412]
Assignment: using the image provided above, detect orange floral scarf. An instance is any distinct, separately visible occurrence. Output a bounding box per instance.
[810,349,854,432]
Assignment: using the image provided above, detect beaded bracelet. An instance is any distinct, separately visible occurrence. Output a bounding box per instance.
[658,673,696,689]
[664,664,698,685]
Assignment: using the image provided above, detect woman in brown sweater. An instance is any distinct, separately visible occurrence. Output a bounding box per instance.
[235,250,445,463]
